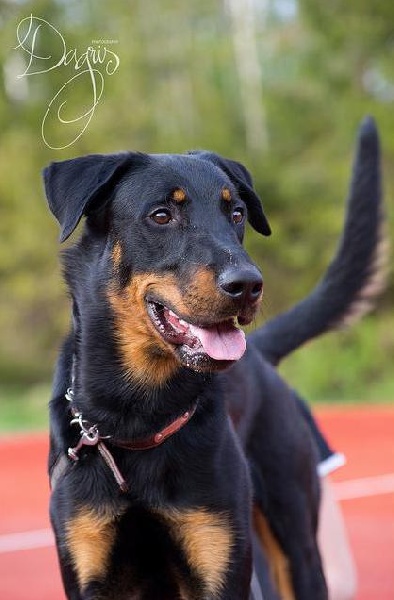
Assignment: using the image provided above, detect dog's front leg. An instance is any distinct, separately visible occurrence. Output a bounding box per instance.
[159,507,252,599]
[51,497,119,600]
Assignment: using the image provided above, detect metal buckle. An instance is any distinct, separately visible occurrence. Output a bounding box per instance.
[64,378,127,492]
[65,387,74,403]
[66,387,101,461]
[68,424,100,461]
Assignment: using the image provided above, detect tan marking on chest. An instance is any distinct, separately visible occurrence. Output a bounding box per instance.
[253,505,295,600]
[65,507,118,590]
[160,508,233,596]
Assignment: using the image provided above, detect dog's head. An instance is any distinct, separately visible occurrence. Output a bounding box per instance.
[44,151,271,387]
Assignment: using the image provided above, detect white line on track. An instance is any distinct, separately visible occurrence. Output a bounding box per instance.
[0,474,393,554]
[0,528,54,553]
[333,473,394,501]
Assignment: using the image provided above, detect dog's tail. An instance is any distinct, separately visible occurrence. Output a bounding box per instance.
[250,116,389,366]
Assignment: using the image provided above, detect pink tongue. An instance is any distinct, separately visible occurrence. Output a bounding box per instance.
[189,322,246,361]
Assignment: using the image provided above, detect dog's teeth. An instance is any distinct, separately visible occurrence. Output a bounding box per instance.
[179,319,188,327]
[168,310,177,318]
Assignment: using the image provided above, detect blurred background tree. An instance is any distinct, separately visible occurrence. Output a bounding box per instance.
[0,0,393,428]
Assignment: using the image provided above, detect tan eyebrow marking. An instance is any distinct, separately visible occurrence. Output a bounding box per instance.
[172,188,187,203]
[221,188,231,202]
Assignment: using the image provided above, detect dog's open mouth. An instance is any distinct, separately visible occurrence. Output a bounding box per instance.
[146,300,247,363]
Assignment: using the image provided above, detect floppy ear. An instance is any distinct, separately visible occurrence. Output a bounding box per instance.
[188,151,271,236]
[43,152,147,242]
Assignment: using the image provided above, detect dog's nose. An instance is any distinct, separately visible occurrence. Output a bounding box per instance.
[218,267,263,303]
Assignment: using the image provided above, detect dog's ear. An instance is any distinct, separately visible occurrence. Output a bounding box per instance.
[188,151,271,236]
[43,152,147,242]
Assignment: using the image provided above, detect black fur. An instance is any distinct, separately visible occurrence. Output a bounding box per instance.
[44,117,382,600]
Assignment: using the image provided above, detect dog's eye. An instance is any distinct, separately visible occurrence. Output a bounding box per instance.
[150,209,172,225]
[232,208,244,225]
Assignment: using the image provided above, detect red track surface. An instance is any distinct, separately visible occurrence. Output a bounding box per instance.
[0,406,393,599]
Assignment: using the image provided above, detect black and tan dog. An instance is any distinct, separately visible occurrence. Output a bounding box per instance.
[44,117,384,599]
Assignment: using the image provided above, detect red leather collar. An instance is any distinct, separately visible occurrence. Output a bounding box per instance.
[113,404,197,451]
[65,368,198,492]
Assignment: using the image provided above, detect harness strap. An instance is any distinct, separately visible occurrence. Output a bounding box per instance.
[50,453,69,491]
[97,441,128,492]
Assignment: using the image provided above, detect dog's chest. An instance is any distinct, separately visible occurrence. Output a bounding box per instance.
[70,504,234,599]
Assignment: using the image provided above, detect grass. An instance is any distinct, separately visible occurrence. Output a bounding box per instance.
[0,383,50,433]
[279,314,394,405]
[0,316,392,433]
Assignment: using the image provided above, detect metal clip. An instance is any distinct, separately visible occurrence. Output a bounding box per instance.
[68,425,100,461]
[65,387,74,403]
[70,413,91,430]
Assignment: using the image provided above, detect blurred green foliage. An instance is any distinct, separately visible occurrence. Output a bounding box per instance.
[0,0,393,412]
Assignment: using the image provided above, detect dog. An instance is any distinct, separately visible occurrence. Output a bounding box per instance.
[44,117,384,599]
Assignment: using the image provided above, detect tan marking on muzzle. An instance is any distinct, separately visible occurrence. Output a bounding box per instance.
[184,267,263,321]
[108,274,185,387]
[182,268,228,318]
[108,266,254,386]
